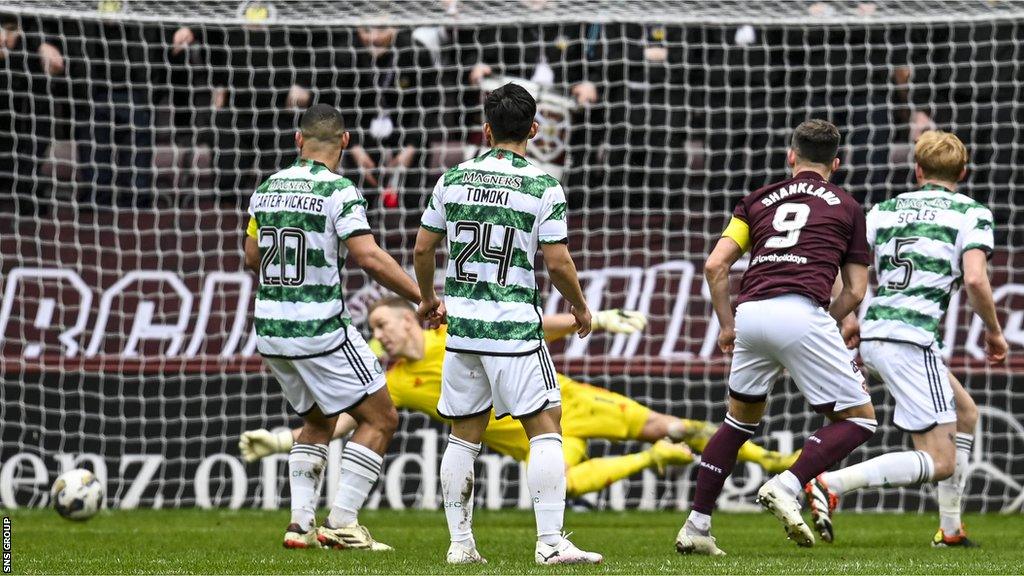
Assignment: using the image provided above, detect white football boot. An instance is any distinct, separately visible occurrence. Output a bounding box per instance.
[282,523,321,549]
[756,479,815,547]
[446,541,487,564]
[675,521,726,556]
[317,521,392,551]
[535,534,603,565]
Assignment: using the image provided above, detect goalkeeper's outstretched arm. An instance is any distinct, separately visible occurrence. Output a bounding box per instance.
[543,310,648,341]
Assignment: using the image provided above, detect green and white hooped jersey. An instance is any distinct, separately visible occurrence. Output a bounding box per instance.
[861,184,995,347]
[420,148,568,355]
[247,158,371,358]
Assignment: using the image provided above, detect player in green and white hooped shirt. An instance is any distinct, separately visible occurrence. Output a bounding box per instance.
[244,104,421,551]
[807,131,1008,548]
[414,83,602,565]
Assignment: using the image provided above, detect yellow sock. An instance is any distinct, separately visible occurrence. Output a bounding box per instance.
[678,420,717,452]
[566,452,654,497]
[737,440,770,463]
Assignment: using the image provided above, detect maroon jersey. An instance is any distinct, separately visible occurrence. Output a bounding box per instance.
[734,171,870,308]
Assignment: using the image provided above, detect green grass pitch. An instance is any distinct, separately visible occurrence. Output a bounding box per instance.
[5,509,1022,574]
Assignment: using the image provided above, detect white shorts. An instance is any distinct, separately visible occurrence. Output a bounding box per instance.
[860,339,956,432]
[728,294,871,413]
[438,347,561,420]
[262,325,386,417]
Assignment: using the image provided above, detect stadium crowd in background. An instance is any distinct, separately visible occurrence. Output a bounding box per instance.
[0,2,1021,218]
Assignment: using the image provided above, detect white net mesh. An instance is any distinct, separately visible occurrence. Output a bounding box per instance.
[1,0,1022,513]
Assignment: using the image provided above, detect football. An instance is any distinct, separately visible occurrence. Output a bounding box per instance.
[51,468,104,521]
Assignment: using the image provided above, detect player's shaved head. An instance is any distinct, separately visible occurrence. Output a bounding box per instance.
[299,103,346,142]
[792,119,841,166]
[915,130,967,183]
[484,83,537,143]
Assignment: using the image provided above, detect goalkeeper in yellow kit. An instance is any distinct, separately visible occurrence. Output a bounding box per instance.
[241,297,798,497]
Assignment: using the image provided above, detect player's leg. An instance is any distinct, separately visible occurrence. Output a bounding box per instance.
[314,330,394,551]
[934,372,980,547]
[491,349,601,565]
[557,381,693,486]
[287,406,336,547]
[640,412,798,473]
[565,441,694,497]
[677,396,766,556]
[809,342,957,543]
[756,298,876,548]
[261,356,330,549]
[239,414,358,462]
[443,413,490,564]
[325,388,396,513]
[677,301,780,556]
[437,352,492,564]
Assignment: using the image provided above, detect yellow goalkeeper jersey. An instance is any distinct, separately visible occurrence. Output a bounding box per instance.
[386,326,650,462]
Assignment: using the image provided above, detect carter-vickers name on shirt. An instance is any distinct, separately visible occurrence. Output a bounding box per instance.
[251,192,325,212]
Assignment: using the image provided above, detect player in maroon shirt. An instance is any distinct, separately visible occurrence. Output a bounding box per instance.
[676,120,877,556]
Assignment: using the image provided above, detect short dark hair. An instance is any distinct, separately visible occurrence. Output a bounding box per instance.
[299,103,345,142]
[369,295,415,316]
[484,83,537,144]
[0,12,18,29]
[791,119,841,165]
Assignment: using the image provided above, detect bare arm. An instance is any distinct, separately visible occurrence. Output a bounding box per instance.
[542,313,579,341]
[828,262,868,323]
[962,249,1007,362]
[544,309,648,341]
[704,237,745,353]
[412,227,446,324]
[346,233,421,304]
[540,242,591,337]
[244,236,260,273]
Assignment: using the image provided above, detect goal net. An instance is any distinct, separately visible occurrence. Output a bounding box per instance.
[1,0,1022,514]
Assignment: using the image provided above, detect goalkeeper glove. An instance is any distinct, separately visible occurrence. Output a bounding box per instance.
[591,309,648,334]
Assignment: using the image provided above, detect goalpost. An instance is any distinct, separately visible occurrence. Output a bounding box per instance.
[1,0,1022,514]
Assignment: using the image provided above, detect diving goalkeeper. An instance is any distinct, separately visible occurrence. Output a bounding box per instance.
[241,297,798,496]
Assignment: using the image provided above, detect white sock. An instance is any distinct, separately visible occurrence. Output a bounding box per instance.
[441,434,481,547]
[823,450,935,494]
[327,441,382,528]
[686,511,712,534]
[288,443,328,531]
[938,433,973,534]
[528,433,566,546]
[775,471,803,496]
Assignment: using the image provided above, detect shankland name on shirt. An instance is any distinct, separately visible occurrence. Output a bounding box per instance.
[760,181,841,207]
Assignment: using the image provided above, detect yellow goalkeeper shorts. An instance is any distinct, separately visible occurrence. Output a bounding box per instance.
[560,375,651,442]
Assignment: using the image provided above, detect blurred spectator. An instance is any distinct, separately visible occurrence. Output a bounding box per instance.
[596,23,696,208]
[0,12,63,215]
[318,26,441,211]
[60,8,190,207]
[202,22,306,192]
[449,6,599,193]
